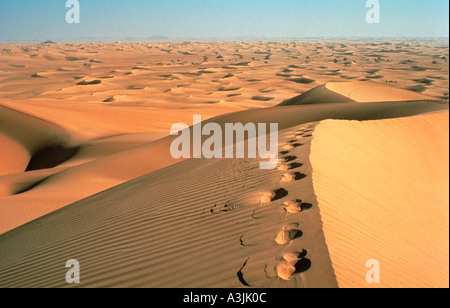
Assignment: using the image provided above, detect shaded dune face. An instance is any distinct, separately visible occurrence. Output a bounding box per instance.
[25,145,80,172]
[278,84,355,105]
[0,106,77,175]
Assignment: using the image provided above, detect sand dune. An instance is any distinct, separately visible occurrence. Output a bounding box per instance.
[325,81,432,102]
[311,111,449,288]
[0,40,448,288]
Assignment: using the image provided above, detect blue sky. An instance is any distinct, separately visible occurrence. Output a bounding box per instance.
[0,0,448,42]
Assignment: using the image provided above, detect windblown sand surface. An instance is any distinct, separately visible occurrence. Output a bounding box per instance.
[0,39,448,288]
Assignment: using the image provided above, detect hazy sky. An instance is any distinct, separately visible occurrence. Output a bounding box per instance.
[0,0,449,42]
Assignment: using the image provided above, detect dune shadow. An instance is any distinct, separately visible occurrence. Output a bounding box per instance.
[26,145,80,172]
[14,178,48,195]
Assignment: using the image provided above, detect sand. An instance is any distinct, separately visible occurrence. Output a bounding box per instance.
[0,39,448,288]
[311,111,449,288]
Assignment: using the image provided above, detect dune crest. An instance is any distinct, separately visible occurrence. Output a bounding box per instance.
[325,81,434,102]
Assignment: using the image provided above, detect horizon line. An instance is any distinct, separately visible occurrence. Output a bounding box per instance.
[1,36,449,44]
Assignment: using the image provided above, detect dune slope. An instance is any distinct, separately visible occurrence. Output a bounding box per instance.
[0,122,338,288]
[311,111,449,288]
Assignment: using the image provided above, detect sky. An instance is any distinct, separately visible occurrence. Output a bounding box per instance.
[0,0,449,42]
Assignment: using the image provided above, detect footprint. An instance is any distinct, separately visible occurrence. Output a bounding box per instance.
[289,162,303,170]
[292,143,304,148]
[293,258,312,275]
[276,259,312,281]
[280,151,290,155]
[293,172,307,180]
[282,249,308,262]
[276,250,311,281]
[277,164,289,171]
[281,172,307,182]
[272,188,289,201]
[276,261,296,281]
[260,188,289,203]
[260,192,273,204]
[284,199,313,214]
[283,200,302,214]
[284,156,297,163]
[274,223,303,245]
[281,173,295,183]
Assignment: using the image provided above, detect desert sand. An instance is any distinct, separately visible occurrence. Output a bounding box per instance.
[0,39,448,288]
